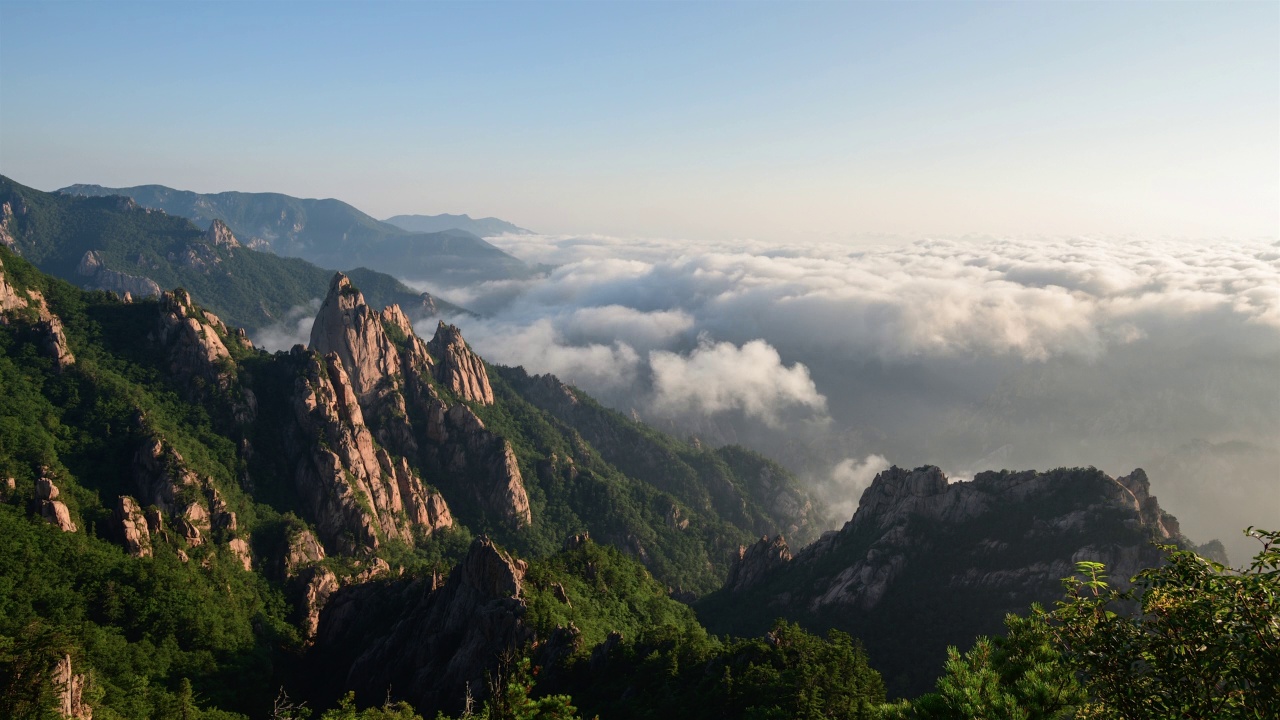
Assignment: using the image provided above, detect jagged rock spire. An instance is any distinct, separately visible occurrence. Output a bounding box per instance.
[309,272,401,398]
[428,320,494,405]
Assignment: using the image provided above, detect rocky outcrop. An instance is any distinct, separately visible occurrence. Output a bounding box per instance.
[33,472,76,533]
[53,654,92,719]
[0,198,22,250]
[0,262,77,369]
[131,435,245,559]
[34,312,76,369]
[287,348,453,555]
[724,534,791,593]
[75,250,161,298]
[132,436,212,547]
[706,465,1207,697]
[424,403,531,527]
[293,275,528,536]
[313,537,532,715]
[228,537,253,571]
[204,219,240,248]
[151,289,255,424]
[0,255,24,313]
[283,527,328,578]
[309,273,403,400]
[427,321,494,405]
[113,496,152,558]
[297,566,340,640]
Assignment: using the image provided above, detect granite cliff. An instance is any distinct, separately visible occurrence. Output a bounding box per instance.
[700,464,1216,697]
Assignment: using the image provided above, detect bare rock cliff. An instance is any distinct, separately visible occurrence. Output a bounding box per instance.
[286,347,453,556]
[294,274,528,533]
[427,321,494,405]
[75,250,161,298]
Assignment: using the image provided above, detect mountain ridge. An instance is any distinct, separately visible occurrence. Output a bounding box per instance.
[383,212,533,237]
[57,182,534,284]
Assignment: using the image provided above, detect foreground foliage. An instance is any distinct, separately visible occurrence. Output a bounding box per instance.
[906,528,1280,719]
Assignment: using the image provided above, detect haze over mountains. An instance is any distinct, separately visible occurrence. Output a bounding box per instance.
[60,183,535,287]
[383,213,533,237]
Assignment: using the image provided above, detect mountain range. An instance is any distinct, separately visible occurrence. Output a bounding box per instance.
[1,176,465,333]
[58,183,535,285]
[0,173,1243,719]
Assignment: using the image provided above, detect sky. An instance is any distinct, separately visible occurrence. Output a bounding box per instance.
[1,1,1277,242]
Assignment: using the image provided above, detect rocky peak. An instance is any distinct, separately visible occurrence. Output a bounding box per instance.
[315,536,532,715]
[309,273,401,399]
[459,535,526,598]
[1113,468,1180,538]
[724,534,791,593]
[711,465,1206,697]
[428,321,494,405]
[204,219,240,248]
[849,465,961,532]
[153,289,255,422]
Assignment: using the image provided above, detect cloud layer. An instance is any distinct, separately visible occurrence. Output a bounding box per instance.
[415,233,1279,559]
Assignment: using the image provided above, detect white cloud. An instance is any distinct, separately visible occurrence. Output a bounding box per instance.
[819,455,892,524]
[251,299,320,352]
[649,337,827,426]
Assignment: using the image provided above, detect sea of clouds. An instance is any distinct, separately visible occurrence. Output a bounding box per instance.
[257,233,1280,562]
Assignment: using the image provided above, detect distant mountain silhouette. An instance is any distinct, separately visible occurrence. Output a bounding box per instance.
[383,213,532,237]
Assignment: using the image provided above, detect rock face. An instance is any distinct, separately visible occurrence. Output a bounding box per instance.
[424,404,531,528]
[313,537,532,715]
[75,250,162,298]
[287,348,453,555]
[0,254,25,313]
[704,465,1206,697]
[0,258,76,369]
[113,496,152,558]
[287,273,527,552]
[33,472,77,533]
[427,321,494,405]
[723,534,791,593]
[309,273,402,400]
[0,197,27,251]
[53,653,92,719]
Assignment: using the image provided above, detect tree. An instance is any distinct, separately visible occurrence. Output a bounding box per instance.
[913,528,1280,719]
[1052,528,1280,719]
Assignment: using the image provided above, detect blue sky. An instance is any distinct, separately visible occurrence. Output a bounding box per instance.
[1,1,1276,241]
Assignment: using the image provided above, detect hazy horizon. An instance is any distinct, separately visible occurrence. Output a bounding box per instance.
[2,1,1277,242]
